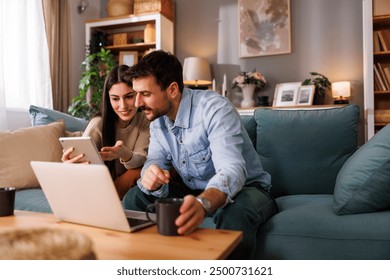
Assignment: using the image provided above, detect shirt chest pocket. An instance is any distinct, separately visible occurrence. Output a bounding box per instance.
[188,147,214,179]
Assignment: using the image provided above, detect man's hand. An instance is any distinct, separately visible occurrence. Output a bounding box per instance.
[141,164,170,191]
[100,140,132,162]
[61,147,89,164]
[175,189,227,235]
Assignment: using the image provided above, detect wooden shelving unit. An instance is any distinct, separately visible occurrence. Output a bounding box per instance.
[85,13,174,63]
[373,10,390,130]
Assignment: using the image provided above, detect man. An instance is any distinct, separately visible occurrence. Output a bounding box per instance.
[123,50,278,259]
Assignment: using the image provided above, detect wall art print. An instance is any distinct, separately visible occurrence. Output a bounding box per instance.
[238,0,291,58]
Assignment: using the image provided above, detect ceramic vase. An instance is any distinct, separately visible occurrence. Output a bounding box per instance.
[240,84,256,108]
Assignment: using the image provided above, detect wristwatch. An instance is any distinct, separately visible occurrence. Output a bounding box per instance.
[196,197,212,215]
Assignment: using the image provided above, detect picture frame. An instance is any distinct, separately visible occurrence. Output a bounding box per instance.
[273,82,301,107]
[297,85,315,106]
[238,0,291,58]
[119,51,138,67]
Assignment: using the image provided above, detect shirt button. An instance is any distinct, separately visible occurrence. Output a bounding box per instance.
[182,160,186,165]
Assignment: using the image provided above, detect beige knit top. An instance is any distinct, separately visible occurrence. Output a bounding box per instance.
[82,111,150,176]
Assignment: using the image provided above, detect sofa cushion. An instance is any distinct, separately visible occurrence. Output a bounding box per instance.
[0,121,65,189]
[333,124,390,215]
[240,115,257,148]
[29,105,88,132]
[254,105,360,197]
[256,194,390,259]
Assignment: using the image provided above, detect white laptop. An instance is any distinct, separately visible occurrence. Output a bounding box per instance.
[30,161,155,232]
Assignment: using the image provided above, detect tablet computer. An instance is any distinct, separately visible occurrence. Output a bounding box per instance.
[59,136,104,165]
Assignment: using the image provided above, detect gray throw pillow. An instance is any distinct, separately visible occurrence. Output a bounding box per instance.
[333,124,390,215]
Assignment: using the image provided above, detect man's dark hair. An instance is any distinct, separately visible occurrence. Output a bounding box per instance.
[130,50,184,92]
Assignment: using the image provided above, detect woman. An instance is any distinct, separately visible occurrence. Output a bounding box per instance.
[62,65,150,199]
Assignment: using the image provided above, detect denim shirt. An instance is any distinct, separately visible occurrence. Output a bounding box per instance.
[137,88,271,201]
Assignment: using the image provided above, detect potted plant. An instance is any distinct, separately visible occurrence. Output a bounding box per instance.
[68,47,116,119]
[302,72,331,105]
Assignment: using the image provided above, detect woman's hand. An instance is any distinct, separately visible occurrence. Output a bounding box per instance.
[61,147,89,163]
[100,140,132,162]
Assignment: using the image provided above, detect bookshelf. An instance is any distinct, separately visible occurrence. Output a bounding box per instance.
[373,2,390,132]
[85,13,174,64]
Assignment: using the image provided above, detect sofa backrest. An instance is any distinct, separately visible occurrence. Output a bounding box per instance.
[242,105,360,198]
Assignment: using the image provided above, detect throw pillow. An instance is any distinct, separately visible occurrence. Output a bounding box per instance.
[333,124,390,215]
[0,121,65,189]
[29,105,88,132]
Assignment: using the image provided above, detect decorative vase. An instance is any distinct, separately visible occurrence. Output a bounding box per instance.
[240,84,256,108]
[144,23,156,43]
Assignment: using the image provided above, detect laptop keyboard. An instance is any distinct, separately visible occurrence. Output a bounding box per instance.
[126,217,151,227]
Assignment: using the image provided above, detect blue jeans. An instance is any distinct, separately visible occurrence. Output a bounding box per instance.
[123,181,278,259]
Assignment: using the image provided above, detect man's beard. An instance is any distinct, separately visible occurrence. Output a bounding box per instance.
[139,101,172,121]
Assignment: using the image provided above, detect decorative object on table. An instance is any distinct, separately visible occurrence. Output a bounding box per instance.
[68,47,116,119]
[144,23,156,43]
[238,0,291,58]
[133,0,174,21]
[332,81,351,104]
[302,72,331,105]
[107,0,134,17]
[119,51,138,66]
[182,57,212,89]
[0,228,96,260]
[296,85,315,106]
[272,82,301,107]
[232,69,267,108]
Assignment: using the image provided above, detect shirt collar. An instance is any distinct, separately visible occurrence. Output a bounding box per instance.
[165,87,191,129]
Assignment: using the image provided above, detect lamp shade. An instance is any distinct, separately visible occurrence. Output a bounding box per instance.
[183,57,212,86]
[332,81,351,98]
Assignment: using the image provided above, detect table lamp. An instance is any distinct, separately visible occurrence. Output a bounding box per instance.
[332,81,351,104]
[182,57,212,89]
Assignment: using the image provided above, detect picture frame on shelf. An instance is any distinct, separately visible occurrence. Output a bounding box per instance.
[296,85,315,106]
[119,51,138,67]
[238,0,291,58]
[273,82,301,107]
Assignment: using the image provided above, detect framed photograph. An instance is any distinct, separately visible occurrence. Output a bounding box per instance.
[297,85,315,106]
[119,51,138,66]
[273,82,301,107]
[238,0,291,58]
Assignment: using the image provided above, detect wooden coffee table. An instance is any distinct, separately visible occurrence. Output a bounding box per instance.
[0,210,242,260]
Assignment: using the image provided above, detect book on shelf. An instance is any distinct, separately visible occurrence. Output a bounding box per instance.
[378,30,388,51]
[374,63,387,91]
[373,30,390,52]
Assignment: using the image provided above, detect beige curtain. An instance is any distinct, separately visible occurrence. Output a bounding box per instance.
[42,0,71,112]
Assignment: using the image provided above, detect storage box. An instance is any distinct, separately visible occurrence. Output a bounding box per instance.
[133,0,174,21]
[113,33,129,45]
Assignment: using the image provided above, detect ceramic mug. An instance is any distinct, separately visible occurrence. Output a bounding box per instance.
[146,198,183,236]
[0,187,16,217]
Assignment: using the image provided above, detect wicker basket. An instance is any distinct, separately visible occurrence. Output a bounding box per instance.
[0,227,96,260]
[375,109,390,123]
[107,0,134,17]
[134,0,174,21]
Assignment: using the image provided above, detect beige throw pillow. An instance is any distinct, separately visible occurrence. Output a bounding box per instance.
[0,121,65,189]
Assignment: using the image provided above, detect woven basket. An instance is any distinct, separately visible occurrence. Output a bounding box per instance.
[107,0,134,17]
[0,227,96,260]
[134,0,174,21]
[375,109,390,123]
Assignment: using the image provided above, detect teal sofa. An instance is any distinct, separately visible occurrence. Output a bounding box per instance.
[13,105,390,259]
